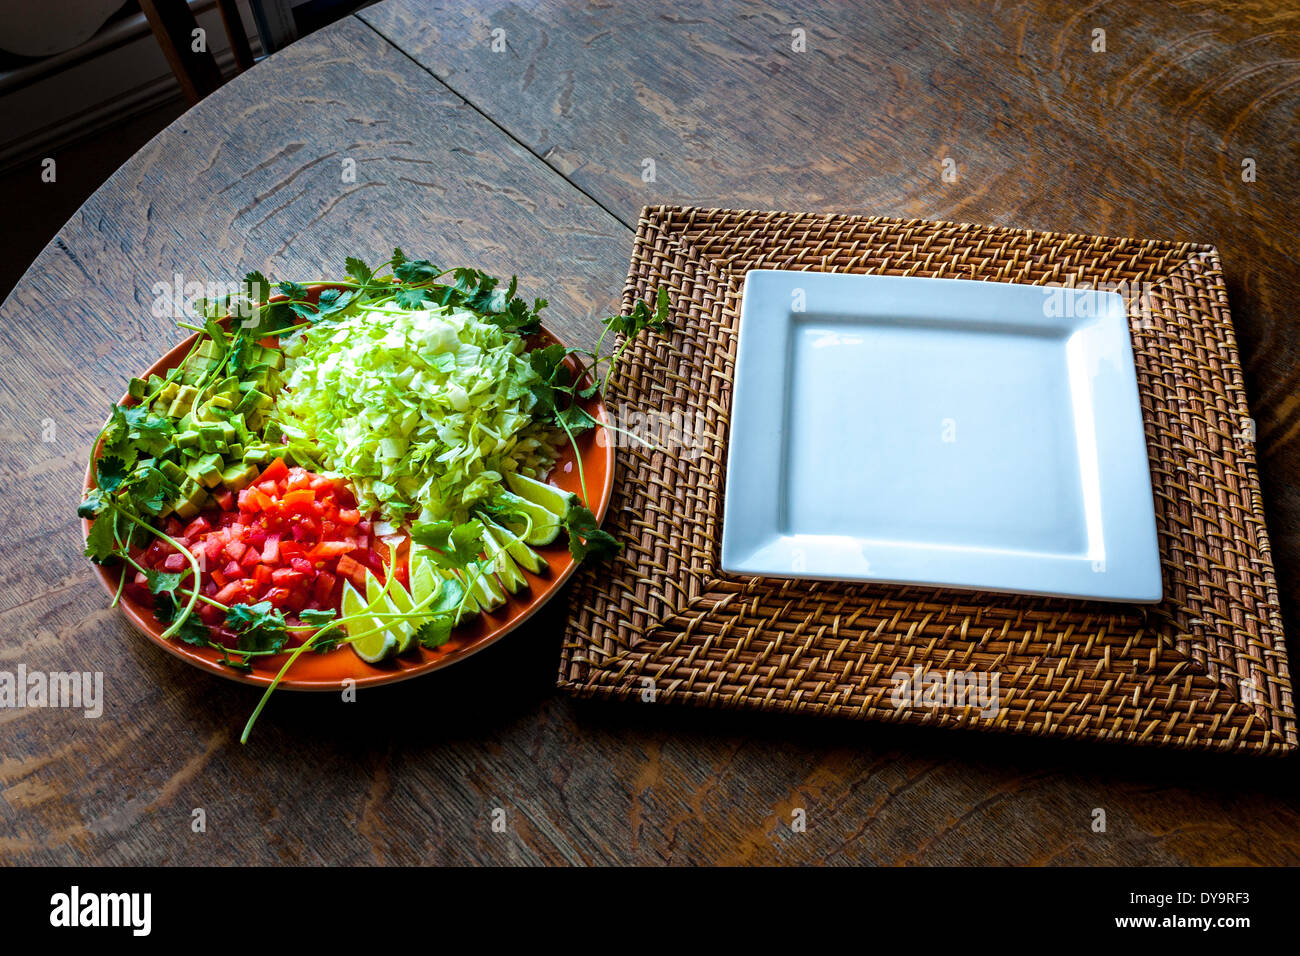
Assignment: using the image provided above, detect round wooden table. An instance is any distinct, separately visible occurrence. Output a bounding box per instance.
[2,0,1298,865]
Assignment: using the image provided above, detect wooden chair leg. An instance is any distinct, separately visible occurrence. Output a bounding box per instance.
[216,0,254,72]
[139,0,225,104]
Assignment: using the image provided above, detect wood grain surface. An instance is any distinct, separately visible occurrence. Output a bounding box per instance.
[0,1,1297,865]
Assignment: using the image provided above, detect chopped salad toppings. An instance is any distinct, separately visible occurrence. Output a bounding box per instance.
[80,250,672,741]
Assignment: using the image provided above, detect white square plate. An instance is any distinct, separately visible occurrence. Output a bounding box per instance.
[720,270,1162,602]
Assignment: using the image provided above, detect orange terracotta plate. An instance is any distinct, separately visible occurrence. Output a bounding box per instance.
[83,301,613,691]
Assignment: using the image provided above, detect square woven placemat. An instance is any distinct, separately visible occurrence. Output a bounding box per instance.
[559,205,1295,754]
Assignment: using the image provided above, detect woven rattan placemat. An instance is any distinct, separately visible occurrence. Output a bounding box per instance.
[559,205,1295,754]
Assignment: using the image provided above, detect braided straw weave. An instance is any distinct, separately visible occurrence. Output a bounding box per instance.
[559,205,1295,754]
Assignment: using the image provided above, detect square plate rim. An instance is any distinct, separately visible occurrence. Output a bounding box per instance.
[719,268,1163,603]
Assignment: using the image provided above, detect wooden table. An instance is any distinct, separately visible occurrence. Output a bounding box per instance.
[3,0,1298,865]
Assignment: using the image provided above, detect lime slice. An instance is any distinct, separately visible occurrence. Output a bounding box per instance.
[506,471,576,518]
[482,516,548,575]
[409,547,441,606]
[480,522,528,593]
[465,562,506,611]
[497,491,563,546]
[342,582,397,663]
[366,570,415,653]
[441,568,481,623]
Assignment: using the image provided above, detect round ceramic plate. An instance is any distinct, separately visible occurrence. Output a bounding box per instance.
[83,294,613,690]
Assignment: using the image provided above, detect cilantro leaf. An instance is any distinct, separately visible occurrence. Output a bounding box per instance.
[393,258,442,284]
[298,608,338,626]
[144,568,183,595]
[344,256,372,285]
[153,592,211,645]
[84,513,119,563]
[225,601,289,654]
[277,280,309,301]
[415,616,453,649]
[95,455,129,493]
[563,505,620,563]
[243,270,271,303]
[394,286,431,309]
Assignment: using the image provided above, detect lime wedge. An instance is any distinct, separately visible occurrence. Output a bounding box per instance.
[466,561,507,611]
[409,547,441,606]
[480,522,528,593]
[366,570,415,653]
[506,471,577,518]
[342,581,397,663]
[482,516,548,574]
[497,491,563,546]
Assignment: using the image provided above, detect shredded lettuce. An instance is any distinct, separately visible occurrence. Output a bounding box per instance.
[271,304,561,524]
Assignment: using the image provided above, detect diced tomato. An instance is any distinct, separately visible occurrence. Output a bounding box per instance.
[281,487,315,509]
[261,587,291,607]
[307,540,353,560]
[312,571,336,604]
[257,458,289,484]
[335,554,368,588]
[138,459,389,647]
[271,568,305,587]
[183,516,212,539]
[213,581,247,605]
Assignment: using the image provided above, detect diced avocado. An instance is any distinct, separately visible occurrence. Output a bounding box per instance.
[226,443,245,460]
[197,424,228,453]
[172,478,207,520]
[262,421,283,444]
[220,461,259,491]
[159,460,187,485]
[243,446,271,466]
[237,388,273,414]
[174,429,201,449]
[205,393,235,411]
[190,453,224,488]
[152,381,180,412]
[166,385,198,418]
[257,345,285,370]
[127,377,148,401]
